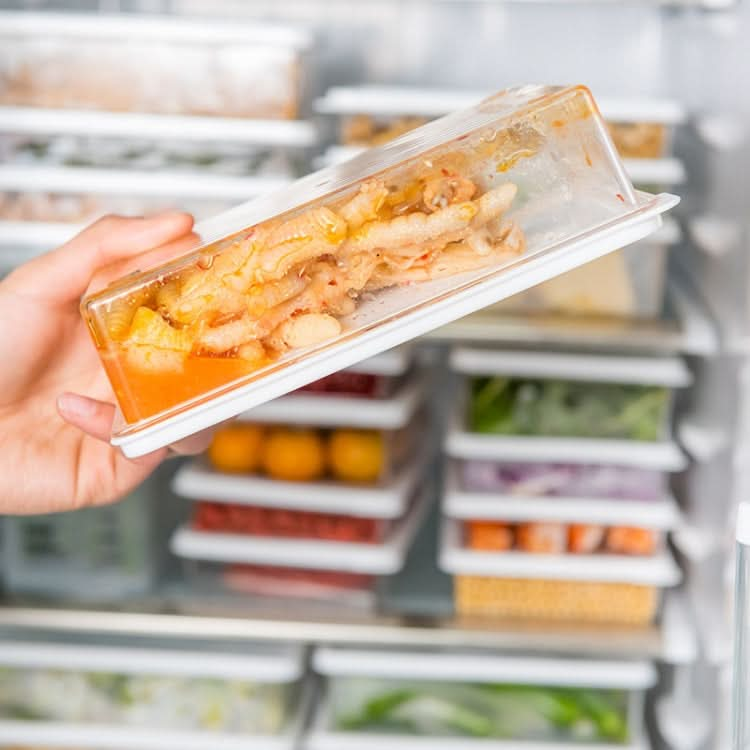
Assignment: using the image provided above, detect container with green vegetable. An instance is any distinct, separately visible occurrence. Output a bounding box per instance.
[311,647,655,747]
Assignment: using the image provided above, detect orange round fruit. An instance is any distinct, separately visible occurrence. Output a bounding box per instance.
[328,429,384,483]
[261,428,326,482]
[207,424,265,474]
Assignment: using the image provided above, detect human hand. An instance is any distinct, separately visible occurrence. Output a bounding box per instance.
[0,213,212,514]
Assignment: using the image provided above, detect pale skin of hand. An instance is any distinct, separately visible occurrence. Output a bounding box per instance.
[0,212,213,515]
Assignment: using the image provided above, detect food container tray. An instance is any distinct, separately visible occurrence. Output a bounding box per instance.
[308,646,654,748]
[445,348,689,470]
[190,500,395,544]
[171,487,428,574]
[0,635,305,750]
[200,410,423,486]
[443,462,681,528]
[173,441,426,518]
[76,84,677,457]
[0,12,311,119]
[186,561,379,607]
[492,218,680,319]
[240,368,425,428]
[439,518,681,585]
[0,474,178,601]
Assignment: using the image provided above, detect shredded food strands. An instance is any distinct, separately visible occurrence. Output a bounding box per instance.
[97,173,524,422]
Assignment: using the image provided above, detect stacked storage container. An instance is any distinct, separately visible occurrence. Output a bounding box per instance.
[170,347,429,607]
[0,12,317,272]
[308,646,656,749]
[440,347,690,625]
[0,635,306,750]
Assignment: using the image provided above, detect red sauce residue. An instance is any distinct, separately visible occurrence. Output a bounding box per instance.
[584,149,593,167]
[552,119,565,128]
[616,193,625,202]
[456,134,469,141]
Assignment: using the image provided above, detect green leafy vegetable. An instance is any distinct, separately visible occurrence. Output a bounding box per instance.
[470,377,669,441]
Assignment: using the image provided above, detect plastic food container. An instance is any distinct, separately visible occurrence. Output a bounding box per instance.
[445,462,680,529]
[0,13,311,119]
[459,459,668,502]
[446,348,690,471]
[0,473,179,601]
[463,520,662,556]
[78,84,677,458]
[492,217,679,319]
[440,518,681,625]
[0,636,305,750]
[309,646,656,747]
[191,501,393,544]
[172,488,428,604]
[202,409,423,485]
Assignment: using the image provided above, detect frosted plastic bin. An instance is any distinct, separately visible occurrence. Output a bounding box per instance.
[492,218,680,319]
[0,635,305,750]
[172,488,429,604]
[0,12,311,119]
[445,349,690,472]
[440,517,681,625]
[78,84,677,458]
[309,646,656,748]
[1,472,179,601]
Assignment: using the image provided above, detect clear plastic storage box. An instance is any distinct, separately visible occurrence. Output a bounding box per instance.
[78,84,677,457]
[0,13,311,119]
[0,471,178,601]
[446,348,690,472]
[0,635,305,750]
[309,647,656,748]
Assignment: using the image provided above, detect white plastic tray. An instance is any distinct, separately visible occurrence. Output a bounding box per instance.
[317,147,685,186]
[449,347,691,386]
[0,106,318,147]
[312,645,656,688]
[305,700,649,750]
[0,164,292,201]
[112,192,678,458]
[314,86,686,125]
[171,446,427,519]
[0,639,303,681]
[442,463,682,529]
[170,489,429,574]
[444,398,688,472]
[0,11,312,48]
[0,680,310,750]
[239,370,425,429]
[439,519,682,586]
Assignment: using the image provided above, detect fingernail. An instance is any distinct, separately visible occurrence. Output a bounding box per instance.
[57,393,96,419]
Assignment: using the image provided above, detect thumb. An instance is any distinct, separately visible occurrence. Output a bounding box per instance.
[6,212,194,305]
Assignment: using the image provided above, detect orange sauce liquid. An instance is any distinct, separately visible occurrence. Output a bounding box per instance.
[103,350,261,425]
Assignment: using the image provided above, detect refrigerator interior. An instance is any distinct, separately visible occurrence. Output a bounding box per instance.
[0,2,748,750]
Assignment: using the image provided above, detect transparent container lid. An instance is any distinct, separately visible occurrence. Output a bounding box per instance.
[79,84,678,457]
